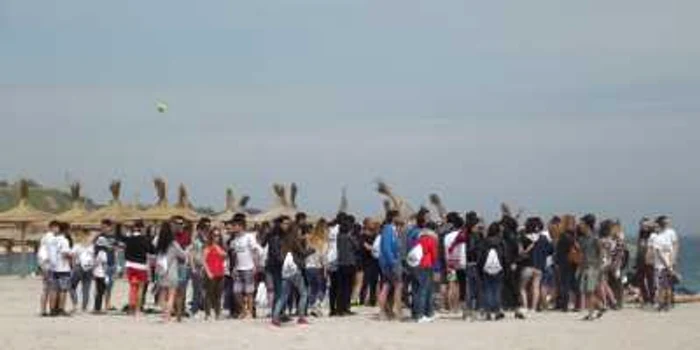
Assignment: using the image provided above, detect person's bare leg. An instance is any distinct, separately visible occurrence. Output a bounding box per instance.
[58,292,67,313]
[377,283,389,319]
[352,271,364,304]
[531,272,541,311]
[392,283,403,320]
[134,283,144,317]
[166,289,176,322]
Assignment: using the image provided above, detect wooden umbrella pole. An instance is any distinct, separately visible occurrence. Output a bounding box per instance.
[20,222,28,278]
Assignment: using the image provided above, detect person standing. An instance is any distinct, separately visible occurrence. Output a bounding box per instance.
[413,228,438,323]
[305,219,329,316]
[231,215,263,319]
[38,221,59,317]
[271,216,314,326]
[578,216,605,321]
[443,214,466,313]
[555,215,578,311]
[203,229,226,320]
[636,218,657,306]
[92,237,109,314]
[377,210,403,320]
[335,215,359,316]
[171,217,192,321]
[478,223,506,321]
[52,223,74,316]
[451,211,483,320]
[189,220,209,316]
[652,216,678,311]
[359,219,380,307]
[94,219,118,312]
[70,229,94,313]
[261,218,285,316]
[116,220,154,316]
[154,222,188,323]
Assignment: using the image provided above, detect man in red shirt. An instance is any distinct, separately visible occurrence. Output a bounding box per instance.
[413,229,438,323]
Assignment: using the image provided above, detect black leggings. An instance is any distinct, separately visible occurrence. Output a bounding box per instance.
[338,266,355,313]
[94,277,106,312]
[204,276,223,317]
[360,261,379,306]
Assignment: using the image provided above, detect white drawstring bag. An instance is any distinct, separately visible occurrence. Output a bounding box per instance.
[371,235,382,259]
[407,244,423,268]
[255,282,268,309]
[282,252,299,278]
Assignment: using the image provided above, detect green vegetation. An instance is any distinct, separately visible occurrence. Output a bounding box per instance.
[0,180,96,213]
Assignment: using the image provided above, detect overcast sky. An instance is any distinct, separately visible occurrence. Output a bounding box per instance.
[1,1,699,234]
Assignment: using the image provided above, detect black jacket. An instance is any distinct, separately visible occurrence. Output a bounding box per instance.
[337,231,358,267]
[116,230,153,265]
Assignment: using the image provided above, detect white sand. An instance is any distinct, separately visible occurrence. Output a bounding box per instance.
[2,276,699,350]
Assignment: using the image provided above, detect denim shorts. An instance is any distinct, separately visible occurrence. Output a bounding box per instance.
[53,272,72,292]
[233,270,255,294]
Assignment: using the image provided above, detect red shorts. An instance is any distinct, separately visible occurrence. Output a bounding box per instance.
[126,267,148,284]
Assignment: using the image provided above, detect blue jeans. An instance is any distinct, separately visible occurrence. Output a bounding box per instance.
[465,265,480,311]
[482,273,503,313]
[272,273,308,321]
[266,267,283,310]
[306,268,326,309]
[105,265,116,294]
[70,266,92,311]
[412,268,434,319]
[189,267,204,314]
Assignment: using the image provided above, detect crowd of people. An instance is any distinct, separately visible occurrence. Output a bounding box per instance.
[36,206,682,326]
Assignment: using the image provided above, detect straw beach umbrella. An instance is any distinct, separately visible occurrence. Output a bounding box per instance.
[251,183,311,223]
[74,180,140,226]
[0,179,52,276]
[53,182,91,223]
[140,178,198,222]
[376,179,415,222]
[214,188,251,223]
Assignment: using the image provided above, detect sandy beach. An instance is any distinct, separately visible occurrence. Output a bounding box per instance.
[1,277,698,350]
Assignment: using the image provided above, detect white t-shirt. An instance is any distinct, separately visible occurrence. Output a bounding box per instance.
[93,251,108,278]
[651,228,678,269]
[38,231,56,271]
[232,232,262,271]
[73,244,95,270]
[53,235,72,273]
[444,230,466,269]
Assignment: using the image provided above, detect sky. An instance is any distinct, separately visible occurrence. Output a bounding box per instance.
[1,1,699,234]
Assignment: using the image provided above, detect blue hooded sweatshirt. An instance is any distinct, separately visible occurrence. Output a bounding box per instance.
[379,224,400,271]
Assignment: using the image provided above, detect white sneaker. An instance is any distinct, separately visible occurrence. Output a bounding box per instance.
[418,317,431,323]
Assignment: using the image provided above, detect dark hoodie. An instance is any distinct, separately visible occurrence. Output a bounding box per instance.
[478,235,506,275]
[116,228,154,266]
[337,227,358,267]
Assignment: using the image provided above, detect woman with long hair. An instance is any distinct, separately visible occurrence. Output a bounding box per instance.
[305,219,329,316]
[203,228,226,320]
[598,220,618,309]
[154,222,187,322]
[555,215,579,311]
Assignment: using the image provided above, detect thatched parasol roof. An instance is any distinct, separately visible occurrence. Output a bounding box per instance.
[376,179,415,222]
[214,188,251,223]
[73,180,141,225]
[251,183,313,223]
[140,179,198,222]
[53,182,91,223]
[0,179,53,224]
